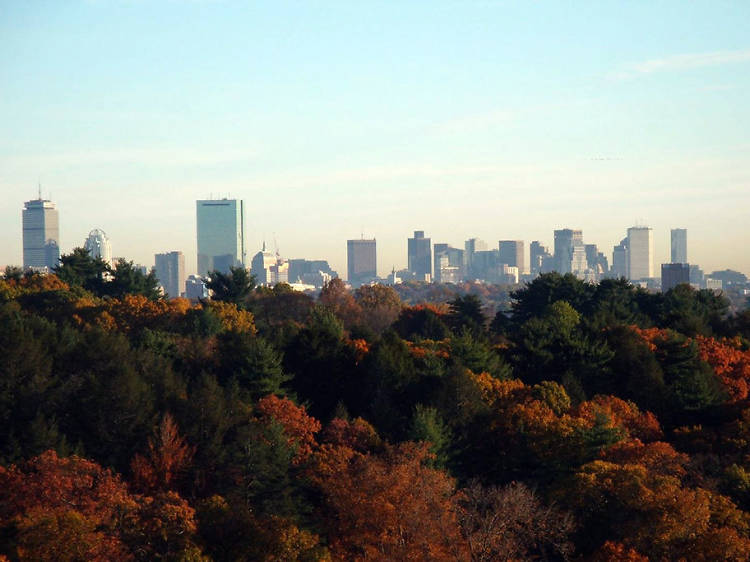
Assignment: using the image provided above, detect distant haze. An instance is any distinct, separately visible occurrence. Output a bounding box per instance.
[1,1,749,276]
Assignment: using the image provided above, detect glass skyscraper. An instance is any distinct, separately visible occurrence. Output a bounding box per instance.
[22,197,59,271]
[196,199,245,276]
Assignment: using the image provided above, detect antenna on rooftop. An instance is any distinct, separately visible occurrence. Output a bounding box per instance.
[38,180,42,200]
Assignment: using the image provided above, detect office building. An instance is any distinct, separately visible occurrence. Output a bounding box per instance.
[529,241,552,276]
[289,259,337,288]
[471,250,502,283]
[408,230,432,281]
[347,238,377,287]
[22,195,60,271]
[268,259,289,285]
[464,238,488,280]
[585,244,609,281]
[433,243,464,283]
[185,275,208,301]
[671,229,687,264]
[661,263,690,292]
[553,229,585,275]
[627,226,654,281]
[84,229,113,265]
[689,265,705,288]
[498,240,525,274]
[196,199,245,276]
[612,238,629,279]
[251,243,279,286]
[155,251,186,299]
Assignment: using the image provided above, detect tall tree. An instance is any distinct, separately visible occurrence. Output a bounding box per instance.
[206,266,255,308]
[54,247,109,296]
[107,259,161,300]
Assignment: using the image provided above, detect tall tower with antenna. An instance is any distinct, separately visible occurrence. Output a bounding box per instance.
[22,188,60,271]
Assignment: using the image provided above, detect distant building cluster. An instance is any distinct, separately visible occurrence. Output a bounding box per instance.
[16,193,746,298]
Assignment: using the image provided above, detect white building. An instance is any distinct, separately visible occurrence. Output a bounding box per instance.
[627,226,653,281]
[84,228,113,266]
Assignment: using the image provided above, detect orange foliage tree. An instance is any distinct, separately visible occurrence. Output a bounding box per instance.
[256,395,322,464]
[310,441,466,561]
[0,450,207,561]
[130,413,195,493]
[695,335,750,402]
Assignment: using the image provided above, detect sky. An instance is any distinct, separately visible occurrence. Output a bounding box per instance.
[1,0,749,278]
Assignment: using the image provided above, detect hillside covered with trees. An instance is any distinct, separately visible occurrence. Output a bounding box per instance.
[2,255,750,560]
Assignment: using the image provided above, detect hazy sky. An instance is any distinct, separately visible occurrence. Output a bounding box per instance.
[2,1,749,277]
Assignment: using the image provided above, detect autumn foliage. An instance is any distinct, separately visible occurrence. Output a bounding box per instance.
[3,270,750,560]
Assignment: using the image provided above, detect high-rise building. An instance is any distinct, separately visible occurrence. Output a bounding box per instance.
[433,243,464,283]
[612,238,629,279]
[84,229,113,265]
[627,226,654,281]
[347,238,377,287]
[585,244,609,280]
[464,238,488,280]
[22,195,60,271]
[661,263,690,292]
[689,264,704,288]
[196,199,245,276]
[408,230,432,281]
[553,229,586,275]
[498,240,525,274]
[251,243,279,286]
[155,251,186,298]
[529,241,551,276]
[671,229,687,264]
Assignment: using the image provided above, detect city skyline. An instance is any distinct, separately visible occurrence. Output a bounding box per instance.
[1,2,749,276]
[8,192,746,285]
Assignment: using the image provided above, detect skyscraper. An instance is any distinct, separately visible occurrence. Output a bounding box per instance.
[155,251,186,298]
[347,238,377,287]
[84,229,113,265]
[627,226,654,281]
[196,199,245,276]
[408,230,432,281]
[22,195,59,271]
[553,229,585,275]
[671,228,687,264]
[612,238,629,279]
[498,240,525,275]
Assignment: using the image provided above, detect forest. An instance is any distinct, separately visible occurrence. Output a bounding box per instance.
[2,252,750,561]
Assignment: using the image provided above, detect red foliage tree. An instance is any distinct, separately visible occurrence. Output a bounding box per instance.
[256,395,322,464]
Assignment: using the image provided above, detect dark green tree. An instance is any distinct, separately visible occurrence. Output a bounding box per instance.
[284,308,357,421]
[217,332,291,400]
[106,259,161,300]
[206,266,256,308]
[450,329,512,380]
[54,247,109,296]
[510,272,595,326]
[448,294,487,335]
[407,404,452,468]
